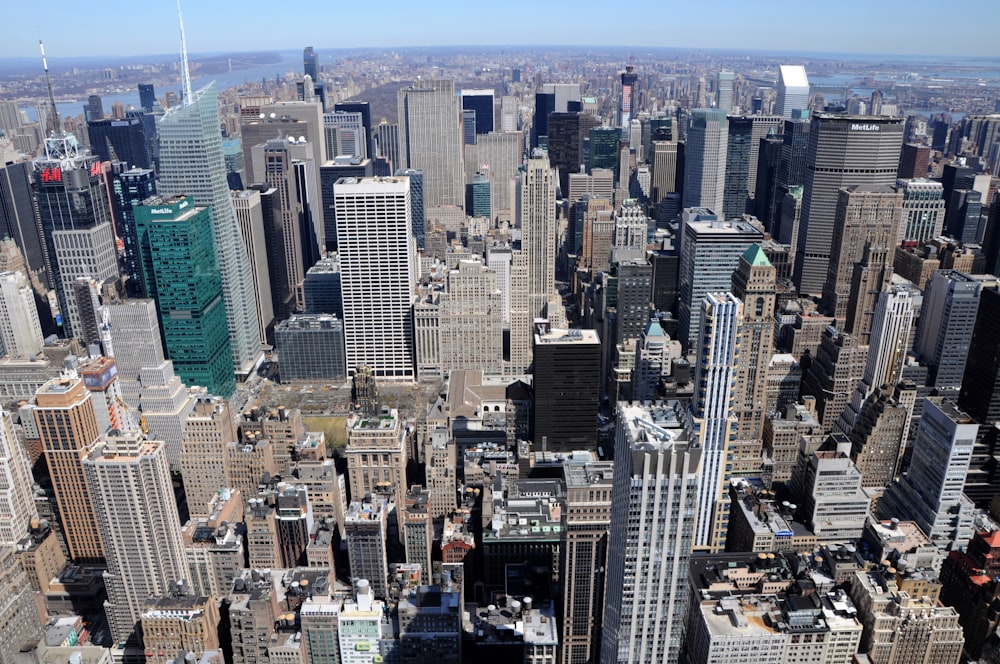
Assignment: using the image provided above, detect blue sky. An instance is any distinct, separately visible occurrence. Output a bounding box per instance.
[4,0,998,59]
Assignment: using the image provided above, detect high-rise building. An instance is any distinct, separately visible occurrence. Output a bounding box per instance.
[548,111,601,193]
[334,101,374,158]
[231,189,274,341]
[157,82,263,377]
[0,270,43,359]
[677,211,763,348]
[602,401,700,664]
[111,166,157,298]
[398,80,465,209]
[345,407,406,502]
[303,46,318,80]
[33,375,104,563]
[0,408,36,546]
[275,314,347,381]
[896,178,945,244]
[135,196,235,397]
[138,83,156,112]
[775,66,810,119]
[958,286,1000,504]
[690,293,742,551]
[439,259,504,374]
[945,188,983,245]
[619,64,638,128]
[716,71,735,112]
[402,486,433,583]
[394,168,426,248]
[520,157,558,317]
[103,298,164,406]
[0,157,45,280]
[344,497,390,599]
[375,121,400,173]
[793,114,905,295]
[83,431,187,646]
[461,89,495,135]
[682,109,728,211]
[532,326,601,453]
[181,394,237,518]
[878,398,978,551]
[324,111,367,160]
[86,117,152,169]
[723,115,784,219]
[916,271,981,391]
[533,92,556,149]
[335,177,415,379]
[589,127,621,174]
[650,139,679,204]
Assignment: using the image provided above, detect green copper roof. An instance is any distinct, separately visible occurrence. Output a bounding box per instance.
[742,244,772,267]
[644,318,667,337]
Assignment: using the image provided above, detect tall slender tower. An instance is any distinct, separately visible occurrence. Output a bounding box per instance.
[0,270,44,358]
[519,157,557,318]
[602,401,700,664]
[157,80,262,377]
[682,109,728,211]
[0,408,36,546]
[690,292,741,551]
[619,63,638,129]
[84,431,187,647]
[397,80,465,209]
[775,65,810,119]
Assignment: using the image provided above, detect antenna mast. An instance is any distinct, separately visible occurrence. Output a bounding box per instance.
[177,0,193,105]
[38,40,62,135]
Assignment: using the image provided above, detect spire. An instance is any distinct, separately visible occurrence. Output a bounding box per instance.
[38,39,62,135]
[177,0,193,106]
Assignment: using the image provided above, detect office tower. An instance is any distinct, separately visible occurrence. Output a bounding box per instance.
[439,259,504,374]
[34,375,104,563]
[723,115,784,219]
[83,431,186,646]
[0,270,43,358]
[799,446,870,542]
[0,408,35,546]
[324,111,367,160]
[898,143,930,179]
[335,177,415,379]
[602,401,699,664]
[879,398,977,550]
[689,293,741,551]
[650,139,679,204]
[769,115,811,234]
[959,286,1000,434]
[683,109,728,211]
[793,114,905,294]
[916,271,981,391]
[141,595,221,664]
[730,246,777,448]
[821,185,903,324]
[849,383,912,489]
[86,94,104,121]
[135,196,235,397]
[393,167,426,248]
[575,195,613,265]
[467,173,490,217]
[103,298,164,406]
[753,133,784,224]
[345,407,406,500]
[303,46,318,79]
[613,200,649,253]
[34,135,119,339]
[461,89,495,135]
[0,157,45,280]
[397,80,464,209]
[275,314,347,380]
[775,65,810,118]
[345,498,390,599]
[590,127,621,173]
[111,166,156,298]
[319,158,374,253]
[231,189,274,341]
[520,157,557,317]
[241,101,326,184]
[375,121,400,172]
[632,319,682,400]
[334,101,374,157]
[532,326,600,452]
[716,71,734,112]
[270,483,312,568]
[303,254,342,316]
[801,327,868,432]
[87,117,152,169]
[158,82,262,377]
[533,92,556,148]
[138,361,196,466]
[897,178,945,244]
[548,111,601,190]
[945,188,983,244]
[613,250,654,341]
[138,83,156,111]
[181,394,236,518]
[402,486,433,583]
[677,211,762,348]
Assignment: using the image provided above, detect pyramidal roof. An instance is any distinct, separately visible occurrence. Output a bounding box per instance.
[643,318,667,338]
[741,244,772,268]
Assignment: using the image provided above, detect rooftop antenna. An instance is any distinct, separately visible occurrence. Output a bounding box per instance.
[177,0,193,106]
[39,39,62,135]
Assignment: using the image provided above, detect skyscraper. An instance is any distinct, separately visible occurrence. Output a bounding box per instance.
[335,177,415,379]
[87,117,152,169]
[520,157,557,317]
[716,71,734,112]
[683,109,728,211]
[0,157,45,279]
[303,46,318,80]
[793,114,905,295]
[461,89,495,135]
[897,178,945,244]
[111,166,156,298]
[157,82,262,377]
[916,271,981,391]
[83,431,187,646]
[0,270,43,359]
[135,196,236,398]
[231,189,274,342]
[775,65,810,119]
[0,408,36,546]
[138,83,156,112]
[398,80,465,209]
[532,326,601,453]
[602,400,700,664]
[619,63,638,128]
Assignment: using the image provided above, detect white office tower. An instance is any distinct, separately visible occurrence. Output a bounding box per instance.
[839,287,914,437]
[0,271,43,358]
[83,430,187,646]
[157,82,263,377]
[103,299,164,408]
[0,408,36,545]
[716,71,735,112]
[398,79,465,209]
[231,190,274,343]
[690,293,741,552]
[335,177,416,379]
[682,110,728,211]
[519,157,557,318]
[138,361,196,466]
[613,200,649,252]
[776,65,810,118]
[601,401,700,664]
[878,398,978,551]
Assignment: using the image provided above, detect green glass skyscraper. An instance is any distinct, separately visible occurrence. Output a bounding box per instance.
[135,195,235,397]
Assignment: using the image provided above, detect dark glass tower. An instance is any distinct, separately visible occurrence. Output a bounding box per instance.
[723,116,754,218]
[461,90,494,134]
[532,92,555,149]
[0,157,46,278]
[589,127,620,174]
[395,168,425,248]
[87,117,152,170]
[138,83,156,112]
[532,326,601,453]
[303,46,318,80]
[111,166,157,298]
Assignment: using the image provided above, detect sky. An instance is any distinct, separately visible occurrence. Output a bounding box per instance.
[3,0,999,60]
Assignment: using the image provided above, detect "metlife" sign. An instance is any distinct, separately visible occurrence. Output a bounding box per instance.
[851,123,880,132]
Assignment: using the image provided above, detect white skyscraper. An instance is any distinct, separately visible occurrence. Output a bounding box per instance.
[0,409,36,546]
[0,270,43,358]
[398,80,465,209]
[157,82,263,377]
[231,189,274,344]
[601,400,700,664]
[690,292,741,551]
[683,109,728,212]
[103,298,164,408]
[84,431,187,646]
[716,71,735,112]
[776,65,810,119]
[335,177,416,379]
[519,157,557,318]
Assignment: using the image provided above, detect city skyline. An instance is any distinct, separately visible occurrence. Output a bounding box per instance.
[2,0,999,60]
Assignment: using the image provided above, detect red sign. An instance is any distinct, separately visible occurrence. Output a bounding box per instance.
[90,161,102,177]
[40,167,62,183]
